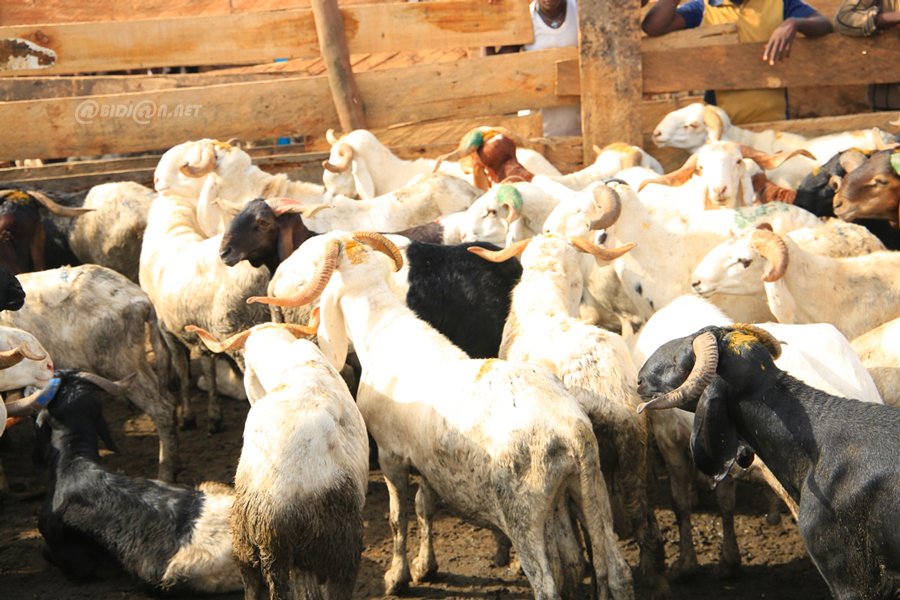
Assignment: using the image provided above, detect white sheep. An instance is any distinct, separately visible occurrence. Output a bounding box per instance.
[542,143,663,191]
[458,182,561,247]
[851,317,900,408]
[322,128,561,199]
[629,294,883,578]
[690,226,900,340]
[139,192,270,433]
[542,180,821,323]
[651,103,895,188]
[188,322,369,600]
[154,139,328,237]
[248,232,634,600]
[470,234,668,597]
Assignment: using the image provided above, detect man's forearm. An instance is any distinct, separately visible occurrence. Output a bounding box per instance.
[792,15,833,38]
[642,0,683,36]
[874,11,900,29]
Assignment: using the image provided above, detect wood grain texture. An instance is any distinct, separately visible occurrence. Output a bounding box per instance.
[0,0,532,75]
[311,0,367,130]
[578,0,643,159]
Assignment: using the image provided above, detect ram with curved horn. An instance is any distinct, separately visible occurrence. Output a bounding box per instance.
[253,230,635,600]
[0,326,54,443]
[190,315,369,600]
[636,325,900,600]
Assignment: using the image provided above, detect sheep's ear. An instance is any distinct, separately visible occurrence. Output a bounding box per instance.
[690,379,739,484]
[351,159,376,200]
[316,285,349,372]
[196,174,222,237]
[95,412,120,454]
[838,149,868,174]
[242,363,266,405]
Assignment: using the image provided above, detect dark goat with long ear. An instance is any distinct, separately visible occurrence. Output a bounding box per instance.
[637,325,900,600]
[33,369,241,593]
[219,197,321,273]
[833,148,900,229]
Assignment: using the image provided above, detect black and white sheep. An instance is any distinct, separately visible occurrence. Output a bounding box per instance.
[637,325,900,600]
[33,369,241,593]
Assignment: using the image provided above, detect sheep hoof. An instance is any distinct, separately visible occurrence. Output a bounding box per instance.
[411,556,437,583]
[765,511,782,526]
[384,569,411,596]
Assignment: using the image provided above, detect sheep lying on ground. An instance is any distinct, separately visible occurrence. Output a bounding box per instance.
[470,234,668,598]
[637,325,900,600]
[249,232,634,600]
[189,322,369,600]
[650,102,896,188]
[690,226,900,340]
[1,265,180,481]
[34,370,241,593]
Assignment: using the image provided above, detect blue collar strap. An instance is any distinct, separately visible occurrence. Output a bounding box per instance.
[36,377,62,407]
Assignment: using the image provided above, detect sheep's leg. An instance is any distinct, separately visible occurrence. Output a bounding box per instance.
[506,519,561,600]
[0,458,7,494]
[295,570,325,600]
[380,458,412,595]
[714,477,741,579]
[201,352,223,434]
[411,478,438,583]
[130,371,180,483]
[237,561,267,600]
[490,530,512,567]
[260,548,294,600]
[162,329,194,430]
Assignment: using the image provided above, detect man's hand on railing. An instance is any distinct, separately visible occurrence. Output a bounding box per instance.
[763,15,833,66]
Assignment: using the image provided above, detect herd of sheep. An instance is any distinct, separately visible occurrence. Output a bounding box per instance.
[0,103,898,600]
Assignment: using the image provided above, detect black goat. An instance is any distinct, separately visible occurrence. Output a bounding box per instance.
[34,370,241,593]
[795,150,900,250]
[637,325,900,600]
[0,265,25,311]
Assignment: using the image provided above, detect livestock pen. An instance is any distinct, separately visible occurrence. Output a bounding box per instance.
[1,1,898,599]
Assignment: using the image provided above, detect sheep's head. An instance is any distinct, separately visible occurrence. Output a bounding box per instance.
[589,143,648,177]
[543,181,626,239]
[833,149,900,226]
[0,327,53,391]
[458,184,520,246]
[154,139,249,199]
[636,325,782,480]
[651,103,730,151]
[692,224,788,297]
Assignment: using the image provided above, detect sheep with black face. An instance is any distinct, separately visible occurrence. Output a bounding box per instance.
[637,325,900,600]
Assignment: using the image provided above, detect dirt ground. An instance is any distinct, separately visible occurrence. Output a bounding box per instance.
[0,392,832,600]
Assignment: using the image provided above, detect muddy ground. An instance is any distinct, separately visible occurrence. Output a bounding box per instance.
[0,392,831,600]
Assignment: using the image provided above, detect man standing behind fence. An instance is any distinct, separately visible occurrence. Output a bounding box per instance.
[641,0,832,124]
[834,0,900,110]
[486,0,581,137]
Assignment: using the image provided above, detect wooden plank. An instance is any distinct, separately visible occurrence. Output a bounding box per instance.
[0,0,394,27]
[0,0,533,75]
[641,23,738,51]
[578,0,643,161]
[744,111,900,138]
[0,48,576,161]
[312,0,366,130]
[788,85,870,119]
[558,35,900,96]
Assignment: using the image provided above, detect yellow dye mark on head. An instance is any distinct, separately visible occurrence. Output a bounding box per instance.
[476,358,496,382]
[6,191,31,203]
[343,240,369,265]
[213,140,233,150]
[726,332,759,355]
[603,142,634,154]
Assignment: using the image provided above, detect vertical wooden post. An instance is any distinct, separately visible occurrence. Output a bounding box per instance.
[310,0,367,131]
[577,0,642,163]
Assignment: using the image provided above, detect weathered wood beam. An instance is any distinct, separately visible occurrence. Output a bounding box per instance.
[0,0,532,76]
[577,0,642,160]
[311,0,366,130]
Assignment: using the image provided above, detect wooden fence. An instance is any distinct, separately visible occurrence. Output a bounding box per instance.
[1,0,899,189]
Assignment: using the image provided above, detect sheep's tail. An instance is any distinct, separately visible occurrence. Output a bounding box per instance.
[569,430,635,600]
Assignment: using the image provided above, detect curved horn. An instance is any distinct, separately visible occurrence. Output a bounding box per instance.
[589,185,623,231]
[637,331,719,413]
[325,129,341,145]
[433,129,485,173]
[4,385,47,418]
[467,239,531,262]
[185,325,253,353]
[739,145,816,170]
[27,191,94,218]
[248,238,341,307]
[179,144,216,178]
[266,198,331,218]
[570,238,636,262]
[703,105,725,141]
[729,323,782,359]
[750,228,789,282]
[638,153,699,191]
[496,184,523,223]
[0,344,46,369]
[352,232,404,272]
[322,142,353,173]
[76,371,137,397]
